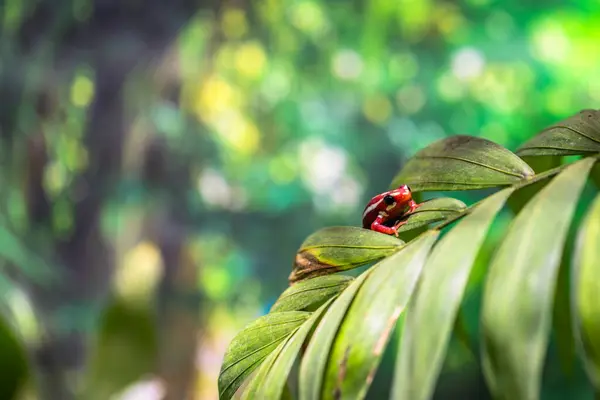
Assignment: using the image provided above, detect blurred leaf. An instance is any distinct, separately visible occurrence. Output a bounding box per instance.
[0,225,57,284]
[506,156,561,215]
[82,298,157,400]
[393,188,512,400]
[0,314,28,400]
[289,227,404,283]
[592,161,600,191]
[395,197,467,234]
[323,231,439,400]
[452,309,475,357]
[391,135,534,192]
[257,299,334,399]
[572,191,600,389]
[299,270,373,400]
[271,275,353,313]
[481,157,596,400]
[219,311,310,400]
[507,177,551,216]
[517,110,600,156]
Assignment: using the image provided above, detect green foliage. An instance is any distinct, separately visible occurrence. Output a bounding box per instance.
[481,157,595,399]
[321,232,438,400]
[289,227,403,283]
[393,188,513,400]
[218,109,600,400]
[0,317,28,399]
[572,192,600,388]
[390,135,535,191]
[270,275,353,313]
[517,110,600,156]
[395,197,467,234]
[218,311,310,400]
[80,298,158,400]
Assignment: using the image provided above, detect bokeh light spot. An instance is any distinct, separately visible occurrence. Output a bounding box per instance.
[260,64,292,105]
[362,95,392,125]
[329,176,362,211]
[451,47,485,81]
[331,49,364,80]
[213,111,260,155]
[195,75,241,123]
[299,139,347,195]
[221,8,248,39]
[116,241,163,304]
[436,72,465,101]
[269,155,298,184]
[44,162,68,197]
[235,41,267,80]
[198,168,232,208]
[201,266,232,300]
[70,73,95,108]
[289,1,327,36]
[397,84,426,114]
[530,19,571,64]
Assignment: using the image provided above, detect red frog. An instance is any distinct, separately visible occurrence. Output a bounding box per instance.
[362,184,420,237]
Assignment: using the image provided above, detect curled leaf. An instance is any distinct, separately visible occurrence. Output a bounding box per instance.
[323,231,440,400]
[572,191,600,389]
[517,109,600,156]
[289,227,403,283]
[219,311,311,400]
[271,275,353,313]
[481,157,596,400]
[395,197,467,234]
[391,135,534,191]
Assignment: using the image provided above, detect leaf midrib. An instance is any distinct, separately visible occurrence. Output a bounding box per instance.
[414,155,527,178]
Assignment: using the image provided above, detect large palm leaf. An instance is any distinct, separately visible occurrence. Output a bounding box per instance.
[218,109,600,400]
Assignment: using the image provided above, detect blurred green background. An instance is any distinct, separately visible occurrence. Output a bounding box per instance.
[0,0,599,399]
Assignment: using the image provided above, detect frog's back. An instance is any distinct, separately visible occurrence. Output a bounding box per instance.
[362,193,385,228]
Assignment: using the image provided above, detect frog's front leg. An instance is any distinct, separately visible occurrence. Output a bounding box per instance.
[370,214,400,237]
[407,199,420,213]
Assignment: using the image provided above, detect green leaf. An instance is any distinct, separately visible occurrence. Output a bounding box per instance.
[393,188,513,400]
[81,298,157,400]
[517,109,600,156]
[390,135,534,192]
[219,311,311,400]
[481,157,596,400]
[299,270,373,400]
[0,225,57,284]
[572,191,600,389]
[271,275,353,313]
[258,299,334,399]
[323,231,440,400]
[395,197,467,234]
[239,335,293,400]
[289,227,404,283]
[0,314,28,400]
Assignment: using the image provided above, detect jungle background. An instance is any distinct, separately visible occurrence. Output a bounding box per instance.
[0,0,598,399]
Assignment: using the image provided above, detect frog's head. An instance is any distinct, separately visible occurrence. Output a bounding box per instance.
[382,184,413,210]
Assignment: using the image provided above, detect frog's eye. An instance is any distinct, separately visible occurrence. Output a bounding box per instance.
[383,194,395,205]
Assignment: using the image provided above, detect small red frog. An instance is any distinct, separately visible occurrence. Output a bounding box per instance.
[362,184,420,237]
